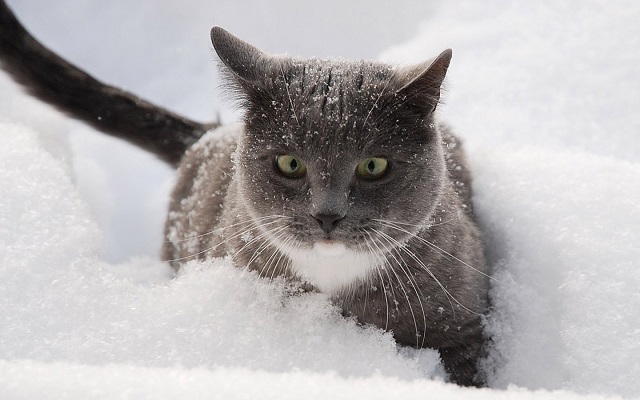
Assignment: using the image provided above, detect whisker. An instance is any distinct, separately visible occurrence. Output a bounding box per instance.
[230,222,288,262]
[277,236,302,287]
[166,214,285,244]
[163,218,285,263]
[367,228,430,348]
[362,73,394,128]
[247,228,292,297]
[244,225,289,270]
[234,219,296,298]
[362,273,369,317]
[360,229,391,330]
[280,62,300,127]
[374,228,430,347]
[269,236,292,282]
[375,227,483,317]
[198,145,231,178]
[262,228,297,282]
[376,228,458,316]
[426,214,463,228]
[376,219,499,283]
[365,229,422,347]
[260,234,287,280]
[372,215,460,229]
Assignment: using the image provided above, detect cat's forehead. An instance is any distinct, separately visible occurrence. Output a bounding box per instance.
[284,58,395,90]
[268,58,396,115]
[246,58,409,152]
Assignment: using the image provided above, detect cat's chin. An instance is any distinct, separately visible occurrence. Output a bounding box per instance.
[312,240,347,256]
[274,238,378,294]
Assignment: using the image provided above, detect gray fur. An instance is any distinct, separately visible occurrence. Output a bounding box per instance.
[163,27,489,386]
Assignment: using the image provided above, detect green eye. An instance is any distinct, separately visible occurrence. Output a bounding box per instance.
[275,154,306,178]
[357,157,389,180]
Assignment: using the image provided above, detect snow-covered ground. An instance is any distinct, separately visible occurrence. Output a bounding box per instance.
[1,0,638,399]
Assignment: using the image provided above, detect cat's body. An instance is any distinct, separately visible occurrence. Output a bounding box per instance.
[0,2,490,386]
[166,120,487,384]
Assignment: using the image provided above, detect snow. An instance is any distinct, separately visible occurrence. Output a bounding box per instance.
[474,148,640,394]
[1,0,639,399]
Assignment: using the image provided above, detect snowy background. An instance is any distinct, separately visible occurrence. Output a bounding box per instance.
[1,0,639,399]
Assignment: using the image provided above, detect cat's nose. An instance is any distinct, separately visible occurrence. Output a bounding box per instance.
[312,212,345,234]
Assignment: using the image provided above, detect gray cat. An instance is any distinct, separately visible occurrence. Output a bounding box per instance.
[0,2,490,387]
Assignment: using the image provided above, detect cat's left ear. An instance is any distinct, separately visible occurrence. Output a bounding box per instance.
[397,49,452,115]
[210,26,269,84]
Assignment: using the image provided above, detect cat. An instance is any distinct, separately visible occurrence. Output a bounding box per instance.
[0,1,490,387]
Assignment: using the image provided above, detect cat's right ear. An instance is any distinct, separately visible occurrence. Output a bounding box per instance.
[210,26,268,84]
[396,49,452,116]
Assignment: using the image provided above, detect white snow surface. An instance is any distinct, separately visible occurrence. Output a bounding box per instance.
[1,0,639,399]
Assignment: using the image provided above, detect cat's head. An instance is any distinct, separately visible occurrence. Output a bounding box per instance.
[211,27,452,293]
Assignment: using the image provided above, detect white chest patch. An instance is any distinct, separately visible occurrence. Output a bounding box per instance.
[285,241,380,295]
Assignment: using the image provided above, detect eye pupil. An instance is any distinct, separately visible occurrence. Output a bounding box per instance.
[357,157,388,180]
[367,160,375,172]
[276,154,306,178]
